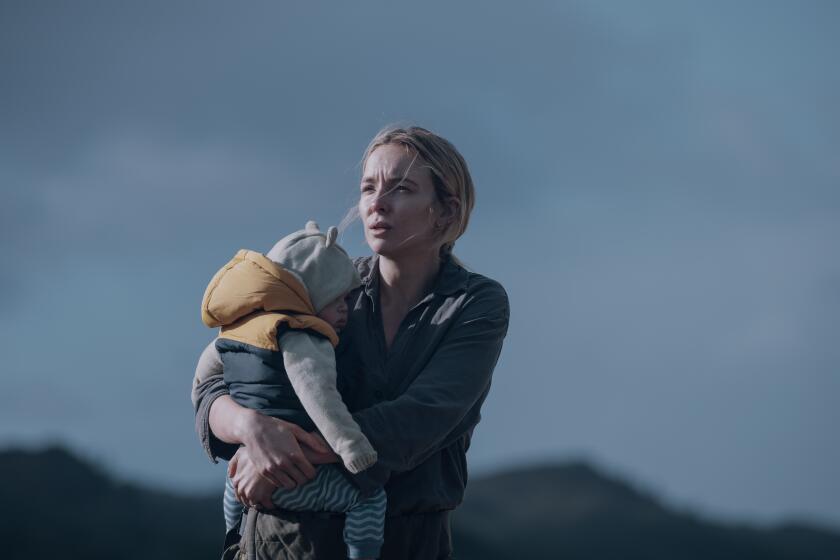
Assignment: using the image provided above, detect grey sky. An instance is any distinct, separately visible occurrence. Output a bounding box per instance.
[1,0,838,525]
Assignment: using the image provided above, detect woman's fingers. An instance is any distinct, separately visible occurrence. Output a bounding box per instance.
[257,491,275,511]
[232,472,246,505]
[265,421,317,480]
[260,450,311,486]
[242,473,282,509]
[228,451,239,478]
[280,456,311,486]
[287,450,317,480]
[292,425,331,454]
[272,470,297,491]
[244,445,301,490]
[301,443,340,465]
[255,461,288,489]
[242,416,320,484]
[255,447,313,485]
[234,469,279,509]
[302,432,340,464]
[233,437,286,487]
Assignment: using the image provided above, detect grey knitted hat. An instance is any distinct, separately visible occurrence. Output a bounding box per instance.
[265,221,361,313]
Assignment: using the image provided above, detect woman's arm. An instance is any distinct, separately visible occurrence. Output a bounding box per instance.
[191,340,334,490]
[191,341,240,461]
[353,279,510,475]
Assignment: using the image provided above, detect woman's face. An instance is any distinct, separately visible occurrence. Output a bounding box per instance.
[359,143,444,259]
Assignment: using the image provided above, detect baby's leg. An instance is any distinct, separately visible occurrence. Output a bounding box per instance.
[223,475,246,532]
[272,465,386,559]
[330,484,386,560]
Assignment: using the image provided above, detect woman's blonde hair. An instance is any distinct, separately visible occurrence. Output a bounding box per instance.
[358,125,476,262]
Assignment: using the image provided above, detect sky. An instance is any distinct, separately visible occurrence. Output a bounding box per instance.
[1,0,838,526]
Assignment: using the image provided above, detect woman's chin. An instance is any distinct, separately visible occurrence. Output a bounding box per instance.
[365,238,385,254]
[366,237,396,257]
[366,230,433,257]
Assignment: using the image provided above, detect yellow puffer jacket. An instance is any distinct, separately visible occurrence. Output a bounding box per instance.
[201,249,338,351]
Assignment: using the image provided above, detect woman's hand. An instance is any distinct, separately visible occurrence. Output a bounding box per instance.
[229,446,277,510]
[209,395,332,487]
[301,432,340,465]
[239,409,331,488]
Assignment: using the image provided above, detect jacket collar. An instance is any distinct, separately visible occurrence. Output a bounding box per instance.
[360,254,469,300]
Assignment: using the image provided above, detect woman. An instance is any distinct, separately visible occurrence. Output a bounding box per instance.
[192,126,510,559]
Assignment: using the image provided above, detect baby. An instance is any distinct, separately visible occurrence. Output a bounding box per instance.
[201,221,385,560]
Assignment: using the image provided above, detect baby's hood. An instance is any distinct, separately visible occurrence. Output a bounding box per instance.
[201,250,314,328]
[265,221,361,313]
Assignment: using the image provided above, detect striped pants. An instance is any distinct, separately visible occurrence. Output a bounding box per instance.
[224,464,386,559]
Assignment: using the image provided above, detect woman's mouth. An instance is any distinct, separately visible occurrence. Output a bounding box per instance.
[368,222,392,236]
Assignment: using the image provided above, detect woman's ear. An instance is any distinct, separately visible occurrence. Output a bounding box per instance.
[440,196,459,228]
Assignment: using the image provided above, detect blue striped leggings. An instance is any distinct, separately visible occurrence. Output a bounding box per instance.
[224,464,386,559]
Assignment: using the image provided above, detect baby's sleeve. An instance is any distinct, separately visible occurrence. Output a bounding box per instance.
[280,330,378,474]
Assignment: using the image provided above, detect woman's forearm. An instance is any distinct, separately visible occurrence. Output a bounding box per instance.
[193,371,239,462]
[191,339,224,407]
[208,393,258,446]
[192,339,330,480]
[193,339,274,449]
[192,339,241,462]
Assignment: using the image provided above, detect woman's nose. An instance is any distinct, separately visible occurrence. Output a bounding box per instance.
[368,187,390,214]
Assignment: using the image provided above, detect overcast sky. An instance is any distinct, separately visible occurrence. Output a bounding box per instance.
[1,0,838,526]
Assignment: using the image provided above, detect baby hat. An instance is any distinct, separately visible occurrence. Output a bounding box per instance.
[266,221,361,313]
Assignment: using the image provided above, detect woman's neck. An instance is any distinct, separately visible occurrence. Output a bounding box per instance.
[377,250,441,311]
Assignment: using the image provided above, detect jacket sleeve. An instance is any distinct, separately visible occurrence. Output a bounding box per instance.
[352,280,509,476]
[191,339,238,462]
[280,331,378,474]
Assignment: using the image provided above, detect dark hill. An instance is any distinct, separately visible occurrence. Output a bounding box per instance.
[452,462,840,559]
[2,447,839,559]
[0,446,222,559]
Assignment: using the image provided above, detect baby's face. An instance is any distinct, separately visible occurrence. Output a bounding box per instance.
[318,292,349,332]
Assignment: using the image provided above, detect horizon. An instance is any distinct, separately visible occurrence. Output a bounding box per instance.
[5,440,838,533]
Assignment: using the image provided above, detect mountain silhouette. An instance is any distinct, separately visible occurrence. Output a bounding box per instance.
[2,446,838,559]
[0,445,222,559]
[452,462,840,559]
